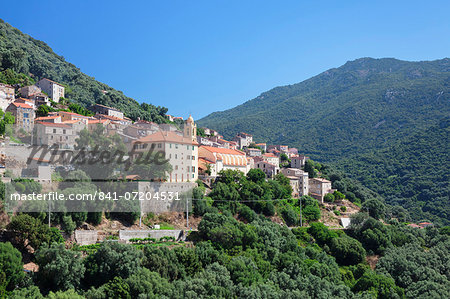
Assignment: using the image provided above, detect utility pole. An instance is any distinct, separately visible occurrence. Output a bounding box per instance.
[186,197,189,230]
[48,201,51,227]
[300,198,302,227]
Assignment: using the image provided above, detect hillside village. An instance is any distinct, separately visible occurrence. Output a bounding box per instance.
[2,78,438,233]
[0,78,342,204]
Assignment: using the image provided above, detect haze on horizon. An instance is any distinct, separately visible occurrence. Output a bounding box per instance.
[2,0,449,119]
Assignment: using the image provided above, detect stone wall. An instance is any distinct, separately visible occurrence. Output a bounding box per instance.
[119,229,184,241]
[74,230,98,245]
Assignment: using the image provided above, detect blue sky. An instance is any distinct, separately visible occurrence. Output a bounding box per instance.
[2,0,449,119]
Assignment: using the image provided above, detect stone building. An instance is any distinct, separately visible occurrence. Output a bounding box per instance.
[6,102,35,132]
[132,116,198,182]
[0,83,15,111]
[35,78,65,102]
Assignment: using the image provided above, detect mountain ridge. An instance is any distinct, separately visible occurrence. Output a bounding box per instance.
[198,57,450,223]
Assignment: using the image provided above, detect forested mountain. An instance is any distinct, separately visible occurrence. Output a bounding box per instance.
[0,19,168,122]
[338,118,450,225]
[199,58,450,224]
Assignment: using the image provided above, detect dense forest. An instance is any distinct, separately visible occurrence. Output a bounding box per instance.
[1,168,449,298]
[198,57,450,224]
[0,19,168,123]
[338,118,450,225]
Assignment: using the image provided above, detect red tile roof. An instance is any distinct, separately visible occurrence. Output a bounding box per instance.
[39,78,64,87]
[11,102,33,109]
[36,121,71,128]
[95,114,126,121]
[58,111,91,118]
[16,98,34,103]
[35,116,60,121]
[88,119,109,124]
[200,146,245,155]
[134,131,198,145]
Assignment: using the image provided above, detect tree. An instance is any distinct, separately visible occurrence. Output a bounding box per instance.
[6,214,52,250]
[35,243,85,291]
[143,246,184,281]
[352,270,404,298]
[125,268,173,298]
[324,193,335,203]
[46,289,84,299]
[281,205,300,227]
[274,173,292,199]
[330,236,366,265]
[362,199,386,220]
[84,241,143,286]
[8,286,43,299]
[226,256,262,286]
[350,215,391,255]
[101,277,131,299]
[246,168,266,184]
[0,242,24,291]
[333,191,345,201]
[307,222,339,246]
[173,247,202,277]
[36,105,56,117]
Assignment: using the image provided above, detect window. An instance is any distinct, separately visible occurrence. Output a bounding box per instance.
[192,167,195,172]
[63,129,66,134]
[187,145,189,150]
[158,143,162,148]
[192,156,195,160]
[192,174,195,178]
[170,144,172,148]
[175,165,178,170]
[187,155,190,160]
[175,144,178,149]
[175,154,178,159]
[192,146,195,150]
[53,129,56,133]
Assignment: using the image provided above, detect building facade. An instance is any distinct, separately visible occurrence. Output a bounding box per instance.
[35,78,65,102]
[0,83,15,112]
[6,102,35,132]
[90,104,124,119]
[233,132,253,149]
[34,122,75,149]
[198,146,248,176]
[290,155,308,169]
[255,161,279,178]
[132,116,198,182]
[309,177,334,203]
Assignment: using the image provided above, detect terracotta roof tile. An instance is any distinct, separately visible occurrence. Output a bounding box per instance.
[134,131,198,145]
[36,121,71,128]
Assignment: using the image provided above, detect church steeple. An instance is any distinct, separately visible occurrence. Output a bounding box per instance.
[184,115,196,141]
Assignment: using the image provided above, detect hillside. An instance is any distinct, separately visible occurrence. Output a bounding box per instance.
[199,58,449,159]
[0,19,167,122]
[338,118,450,225]
[199,58,450,223]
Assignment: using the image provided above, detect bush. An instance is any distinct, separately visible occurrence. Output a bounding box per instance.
[330,236,366,265]
[238,205,256,223]
[84,241,143,286]
[324,193,335,203]
[281,206,300,227]
[62,215,76,234]
[0,242,24,291]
